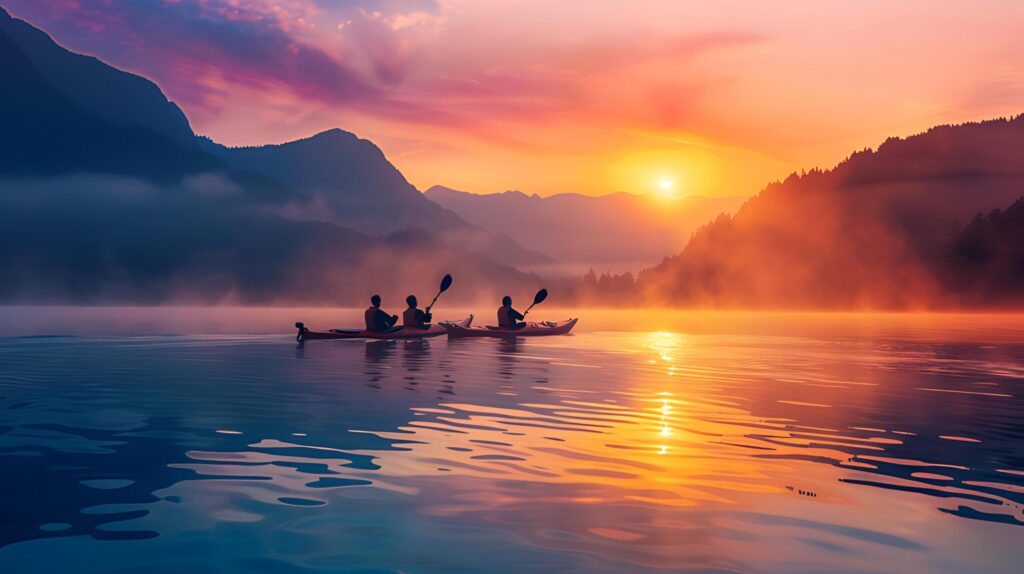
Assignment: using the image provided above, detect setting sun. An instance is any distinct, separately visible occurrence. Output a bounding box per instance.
[655,176,679,200]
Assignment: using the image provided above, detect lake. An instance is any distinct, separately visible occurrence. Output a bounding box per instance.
[0,307,1022,573]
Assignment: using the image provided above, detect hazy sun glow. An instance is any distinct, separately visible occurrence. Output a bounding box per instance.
[654,177,679,200]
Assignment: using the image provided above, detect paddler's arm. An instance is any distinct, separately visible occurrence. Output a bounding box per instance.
[374,308,398,329]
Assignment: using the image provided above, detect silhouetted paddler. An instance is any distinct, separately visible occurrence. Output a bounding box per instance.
[497,295,526,330]
[365,294,399,332]
[403,295,432,330]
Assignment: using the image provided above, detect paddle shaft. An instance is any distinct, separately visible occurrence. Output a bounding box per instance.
[426,293,442,313]
[426,275,453,313]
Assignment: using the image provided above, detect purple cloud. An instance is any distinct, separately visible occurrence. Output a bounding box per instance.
[3,1,393,116]
[2,1,763,149]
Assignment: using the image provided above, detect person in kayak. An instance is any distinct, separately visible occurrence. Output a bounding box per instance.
[403,295,433,330]
[497,295,527,330]
[365,294,399,332]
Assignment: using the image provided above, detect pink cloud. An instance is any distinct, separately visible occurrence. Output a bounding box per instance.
[3,0,758,145]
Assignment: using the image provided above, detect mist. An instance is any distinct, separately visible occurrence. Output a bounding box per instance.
[0,175,542,307]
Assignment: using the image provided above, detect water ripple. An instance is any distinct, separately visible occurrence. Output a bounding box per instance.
[0,320,1022,572]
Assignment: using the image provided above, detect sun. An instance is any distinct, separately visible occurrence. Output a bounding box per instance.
[654,177,679,200]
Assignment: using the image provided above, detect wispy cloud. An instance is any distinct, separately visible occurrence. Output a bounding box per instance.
[3,1,757,139]
[6,1,1021,198]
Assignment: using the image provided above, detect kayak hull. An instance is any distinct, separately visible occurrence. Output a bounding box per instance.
[297,316,473,341]
[446,318,577,338]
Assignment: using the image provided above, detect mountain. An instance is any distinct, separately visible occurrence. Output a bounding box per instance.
[204,131,552,265]
[205,130,463,233]
[1,6,545,260]
[5,5,1020,308]
[0,6,546,303]
[0,7,217,180]
[0,6,193,145]
[426,186,745,273]
[628,116,1024,308]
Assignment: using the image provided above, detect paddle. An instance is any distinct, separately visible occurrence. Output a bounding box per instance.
[522,288,548,316]
[425,274,453,314]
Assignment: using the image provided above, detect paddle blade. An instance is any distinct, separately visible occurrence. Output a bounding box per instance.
[439,274,453,293]
[533,288,548,306]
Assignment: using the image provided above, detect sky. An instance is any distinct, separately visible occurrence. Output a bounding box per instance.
[5,0,1024,198]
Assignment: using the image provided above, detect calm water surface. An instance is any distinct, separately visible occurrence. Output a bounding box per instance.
[0,307,1022,573]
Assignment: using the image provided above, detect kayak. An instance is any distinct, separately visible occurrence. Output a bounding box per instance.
[296,315,473,341]
[446,318,578,338]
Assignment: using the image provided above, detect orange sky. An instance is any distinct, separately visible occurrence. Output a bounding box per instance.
[8,0,1024,198]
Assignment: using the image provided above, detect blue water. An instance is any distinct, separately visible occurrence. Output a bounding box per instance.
[0,308,1023,573]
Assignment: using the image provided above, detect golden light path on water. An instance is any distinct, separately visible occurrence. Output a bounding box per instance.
[0,308,1022,573]
[323,331,993,569]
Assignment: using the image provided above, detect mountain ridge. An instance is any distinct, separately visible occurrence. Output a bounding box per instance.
[0,6,548,302]
[624,114,1024,308]
[3,4,1021,308]
[426,184,746,273]
[0,6,195,146]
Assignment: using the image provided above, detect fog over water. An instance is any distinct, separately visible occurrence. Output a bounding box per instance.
[3,306,1023,342]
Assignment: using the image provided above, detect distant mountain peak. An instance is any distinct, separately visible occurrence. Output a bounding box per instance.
[310,127,359,142]
[428,183,746,269]
[500,190,532,199]
[426,187,542,201]
[424,185,471,198]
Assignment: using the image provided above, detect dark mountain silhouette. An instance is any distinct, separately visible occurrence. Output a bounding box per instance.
[0,6,193,146]
[626,116,1024,308]
[2,5,548,265]
[205,132,552,264]
[0,6,546,302]
[0,10,216,180]
[206,130,461,233]
[426,185,744,273]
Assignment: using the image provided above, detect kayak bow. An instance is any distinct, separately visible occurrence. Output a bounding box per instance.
[445,318,577,338]
[297,315,473,341]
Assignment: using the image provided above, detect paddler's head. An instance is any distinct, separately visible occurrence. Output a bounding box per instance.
[406,295,417,308]
[502,295,512,307]
[371,294,381,308]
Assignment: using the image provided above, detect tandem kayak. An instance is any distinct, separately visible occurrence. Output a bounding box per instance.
[296,315,473,341]
[445,318,578,338]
